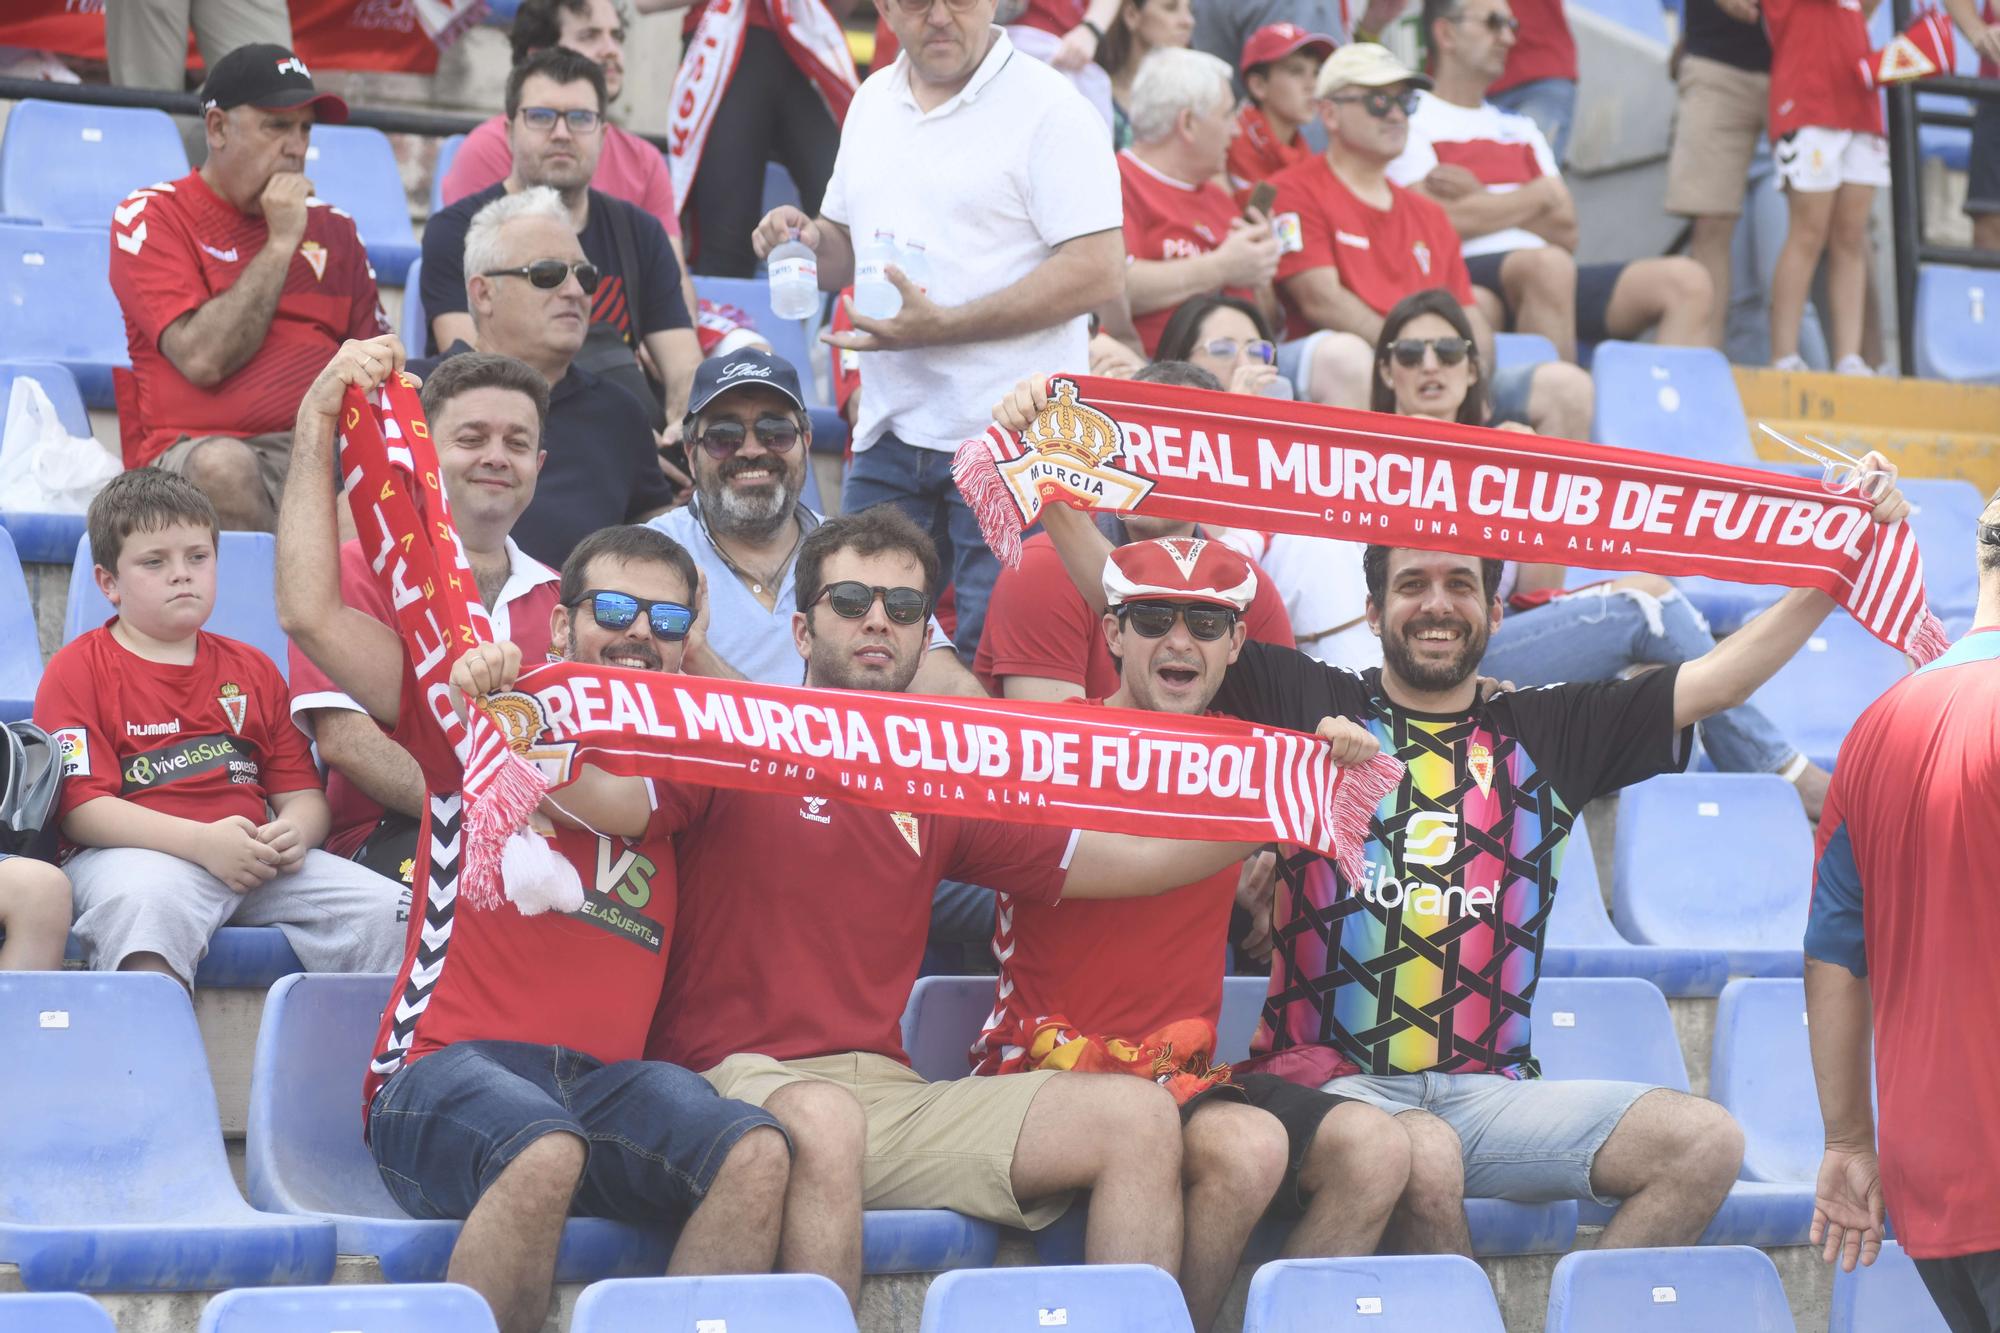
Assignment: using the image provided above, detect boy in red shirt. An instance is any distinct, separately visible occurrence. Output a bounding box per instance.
[1227,24,1335,203]
[1763,0,1887,375]
[34,469,404,987]
[974,538,1408,1332]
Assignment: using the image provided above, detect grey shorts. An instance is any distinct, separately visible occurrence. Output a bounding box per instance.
[1322,1070,1657,1206]
[66,845,409,986]
[154,431,293,506]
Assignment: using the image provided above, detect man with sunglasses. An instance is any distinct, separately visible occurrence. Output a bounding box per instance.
[412,187,676,568]
[1386,0,1714,367]
[976,536,1410,1331]
[1268,43,1593,440]
[421,48,699,429]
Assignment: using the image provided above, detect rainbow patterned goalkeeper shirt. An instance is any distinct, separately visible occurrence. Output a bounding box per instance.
[1212,644,1689,1083]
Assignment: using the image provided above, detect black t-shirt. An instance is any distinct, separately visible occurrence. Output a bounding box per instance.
[409,342,675,568]
[419,184,692,357]
[1682,0,1772,71]
[1216,642,1691,1079]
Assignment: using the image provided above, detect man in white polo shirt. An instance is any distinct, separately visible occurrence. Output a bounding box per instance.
[751,0,1123,666]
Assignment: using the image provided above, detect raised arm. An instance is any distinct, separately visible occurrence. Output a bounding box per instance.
[274,336,414,725]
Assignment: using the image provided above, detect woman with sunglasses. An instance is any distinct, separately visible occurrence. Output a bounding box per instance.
[1373,288,1834,815]
[1095,0,1195,147]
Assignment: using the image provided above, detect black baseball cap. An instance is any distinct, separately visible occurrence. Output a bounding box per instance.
[199,44,350,123]
[684,348,808,420]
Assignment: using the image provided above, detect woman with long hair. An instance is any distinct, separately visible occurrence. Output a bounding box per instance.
[1370,287,1831,814]
[1153,294,1285,397]
[1095,0,1193,147]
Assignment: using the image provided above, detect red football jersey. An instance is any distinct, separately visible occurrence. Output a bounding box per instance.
[108,170,388,468]
[37,626,322,833]
[648,788,1076,1073]
[975,532,1297,697]
[288,539,561,860]
[1227,104,1316,201]
[1119,151,1259,354]
[1271,156,1474,336]
[1763,0,1883,138]
[1490,0,1578,92]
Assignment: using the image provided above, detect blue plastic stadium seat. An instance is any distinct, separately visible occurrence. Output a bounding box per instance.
[0,971,335,1290]
[1591,342,1758,466]
[0,359,92,437]
[303,125,420,283]
[198,1284,497,1332]
[0,528,40,722]
[400,255,427,351]
[762,162,803,217]
[1493,331,1558,370]
[1243,1256,1504,1332]
[1914,265,2000,383]
[572,1275,856,1333]
[919,1265,1193,1333]
[193,927,305,989]
[431,134,465,214]
[0,225,129,407]
[1545,1246,1792,1331]
[65,530,291,677]
[1569,0,1670,43]
[1830,1240,1951,1333]
[901,974,991,1082]
[0,511,89,566]
[1541,819,1731,996]
[1215,973,1269,1062]
[1612,774,1810,971]
[1901,477,1987,618]
[0,1292,115,1332]
[0,99,189,230]
[250,975,997,1282]
[1746,615,1912,771]
[1711,978,1822,1183]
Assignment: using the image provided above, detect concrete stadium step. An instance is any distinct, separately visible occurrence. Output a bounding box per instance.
[1734,364,2000,497]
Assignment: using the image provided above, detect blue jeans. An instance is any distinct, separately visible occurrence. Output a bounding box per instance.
[1492,78,1577,163]
[842,432,1001,664]
[1481,583,1797,774]
[369,1040,786,1223]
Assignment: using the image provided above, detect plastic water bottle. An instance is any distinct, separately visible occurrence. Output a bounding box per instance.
[766,229,819,320]
[853,229,903,320]
[1259,376,1295,399]
[898,238,933,296]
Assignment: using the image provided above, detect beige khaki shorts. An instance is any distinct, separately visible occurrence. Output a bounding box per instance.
[155,431,294,507]
[702,1051,1069,1229]
[1665,55,1770,218]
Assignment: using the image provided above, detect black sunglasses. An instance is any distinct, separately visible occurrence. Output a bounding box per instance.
[570,589,695,641]
[695,416,804,461]
[1119,600,1239,641]
[811,581,930,626]
[1328,88,1420,118]
[1388,336,1472,367]
[480,258,601,293]
[1454,11,1521,33]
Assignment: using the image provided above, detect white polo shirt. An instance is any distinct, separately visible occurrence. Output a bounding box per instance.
[822,28,1122,454]
[1386,91,1561,259]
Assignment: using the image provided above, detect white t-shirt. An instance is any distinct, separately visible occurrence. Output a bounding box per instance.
[1216,530,1382,673]
[822,29,1122,454]
[1386,91,1560,259]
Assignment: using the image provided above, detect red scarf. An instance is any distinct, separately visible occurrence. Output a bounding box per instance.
[338,384,1401,906]
[955,375,1950,664]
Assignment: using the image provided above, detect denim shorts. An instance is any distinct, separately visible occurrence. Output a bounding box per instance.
[1321,1070,1656,1206]
[370,1040,788,1224]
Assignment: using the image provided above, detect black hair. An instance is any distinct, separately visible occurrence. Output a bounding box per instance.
[509,0,618,65]
[1370,287,1486,425]
[559,525,697,605]
[504,46,608,119]
[419,352,551,431]
[1154,294,1276,364]
[1133,360,1225,390]
[794,505,942,612]
[1361,544,1506,605]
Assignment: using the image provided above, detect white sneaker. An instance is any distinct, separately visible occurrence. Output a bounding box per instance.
[1773,354,1809,372]
[1834,354,1875,376]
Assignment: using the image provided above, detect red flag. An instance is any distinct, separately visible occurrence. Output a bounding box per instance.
[1860,8,1958,87]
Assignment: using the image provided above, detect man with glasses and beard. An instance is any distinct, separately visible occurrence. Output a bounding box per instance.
[1000,376,1915,1259]
[412,187,675,568]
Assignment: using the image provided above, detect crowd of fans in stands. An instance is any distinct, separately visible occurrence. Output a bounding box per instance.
[3,0,2000,1330]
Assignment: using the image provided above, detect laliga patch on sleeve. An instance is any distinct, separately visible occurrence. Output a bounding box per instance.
[1274,212,1304,255]
[53,727,90,777]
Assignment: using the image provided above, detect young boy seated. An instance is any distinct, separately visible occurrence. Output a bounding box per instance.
[1226,24,1336,205]
[0,853,70,970]
[33,468,406,987]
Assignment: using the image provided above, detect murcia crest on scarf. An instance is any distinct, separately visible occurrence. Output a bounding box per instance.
[954,374,1950,664]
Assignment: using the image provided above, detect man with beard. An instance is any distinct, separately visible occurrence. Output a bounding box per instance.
[648,349,983,697]
[997,376,1913,1255]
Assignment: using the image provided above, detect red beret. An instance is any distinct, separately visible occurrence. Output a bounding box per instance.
[1103,537,1258,611]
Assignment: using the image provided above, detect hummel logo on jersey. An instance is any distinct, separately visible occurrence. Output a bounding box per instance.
[800,795,831,824]
[201,242,241,262]
[126,719,182,738]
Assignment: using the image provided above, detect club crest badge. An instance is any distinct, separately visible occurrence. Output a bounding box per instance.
[483,690,578,785]
[1467,741,1494,797]
[998,377,1156,520]
[300,240,328,281]
[217,682,249,733]
[891,811,922,856]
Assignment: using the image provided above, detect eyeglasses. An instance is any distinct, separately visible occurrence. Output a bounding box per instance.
[694,416,804,461]
[518,106,602,133]
[479,258,601,293]
[889,0,984,13]
[1387,336,1471,367]
[570,590,695,641]
[1118,600,1239,641]
[1327,88,1420,118]
[1200,337,1276,364]
[811,581,930,625]
[1757,424,1892,500]
[1453,10,1521,32]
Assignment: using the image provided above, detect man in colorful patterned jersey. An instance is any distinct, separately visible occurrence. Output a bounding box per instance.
[1007,377,1914,1253]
